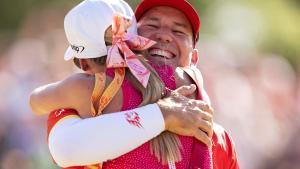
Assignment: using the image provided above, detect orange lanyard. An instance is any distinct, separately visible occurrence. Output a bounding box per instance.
[90,67,125,116]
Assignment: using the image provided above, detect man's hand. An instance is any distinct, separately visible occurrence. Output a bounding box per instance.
[157,84,214,147]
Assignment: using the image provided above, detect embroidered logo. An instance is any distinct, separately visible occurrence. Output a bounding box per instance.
[125,111,143,128]
[54,109,64,117]
[71,44,85,53]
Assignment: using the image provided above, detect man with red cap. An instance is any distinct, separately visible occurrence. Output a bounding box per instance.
[135,1,240,169]
[43,0,240,169]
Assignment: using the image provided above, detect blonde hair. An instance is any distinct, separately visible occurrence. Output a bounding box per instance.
[89,27,183,164]
[127,53,182,164]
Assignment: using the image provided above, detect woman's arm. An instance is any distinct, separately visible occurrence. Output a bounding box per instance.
[47,104,165,167]
[29,73,92,116]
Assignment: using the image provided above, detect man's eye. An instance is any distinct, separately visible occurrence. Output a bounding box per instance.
[173,30,185,35]
[146,24,158,29]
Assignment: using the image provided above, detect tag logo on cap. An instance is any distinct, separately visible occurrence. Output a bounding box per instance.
[71,45,85,53]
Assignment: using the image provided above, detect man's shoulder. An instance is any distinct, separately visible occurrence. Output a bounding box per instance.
[213,123,226,135]
[212,123,240,169]
[212,123,234,150]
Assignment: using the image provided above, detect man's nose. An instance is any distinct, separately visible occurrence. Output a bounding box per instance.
[155,28,173,43]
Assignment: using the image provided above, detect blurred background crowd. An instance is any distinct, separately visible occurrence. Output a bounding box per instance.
[0,0,299,168]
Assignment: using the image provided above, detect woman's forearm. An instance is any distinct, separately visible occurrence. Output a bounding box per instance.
[48,104,164,167]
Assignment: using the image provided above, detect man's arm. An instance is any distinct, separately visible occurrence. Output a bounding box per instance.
[47,85,214,167]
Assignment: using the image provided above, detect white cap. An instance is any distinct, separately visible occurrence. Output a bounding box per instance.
[64,0,137,61]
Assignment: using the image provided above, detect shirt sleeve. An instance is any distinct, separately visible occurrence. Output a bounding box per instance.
[47,104,165,168]
[47,108,80,139]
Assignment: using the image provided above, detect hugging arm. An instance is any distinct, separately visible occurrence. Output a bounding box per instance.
[48,104,165,167]
[30,73,92,116]
[47,85,213,167]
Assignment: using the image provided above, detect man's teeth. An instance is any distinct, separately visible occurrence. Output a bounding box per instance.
[149,49,173,59]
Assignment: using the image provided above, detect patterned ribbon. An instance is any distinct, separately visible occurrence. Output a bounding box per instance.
[106,14,156,88]
[87,14,157,168]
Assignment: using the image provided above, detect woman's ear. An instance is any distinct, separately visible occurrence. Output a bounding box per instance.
[104,26,113,45]
[191,49,199,65]
[79,59,89,71]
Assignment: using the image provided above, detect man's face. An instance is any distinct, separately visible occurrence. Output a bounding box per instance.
[137,6,195,69]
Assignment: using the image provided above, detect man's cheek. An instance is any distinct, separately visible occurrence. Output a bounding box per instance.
[142,33,151,39]
[138,26,155,35]
[178,57,190,67]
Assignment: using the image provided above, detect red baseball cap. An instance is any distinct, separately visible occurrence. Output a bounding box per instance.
[135,0,200,43]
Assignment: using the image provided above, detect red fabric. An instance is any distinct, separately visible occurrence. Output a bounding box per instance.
[212,124,240,169]
[189,141,212,169]
[47,109,79,139]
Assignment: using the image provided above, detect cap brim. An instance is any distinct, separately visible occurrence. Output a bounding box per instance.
[135,0,200,40]
[64,46,75,61]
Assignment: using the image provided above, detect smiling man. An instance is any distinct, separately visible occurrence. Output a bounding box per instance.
[137,7,197,68]
[135,1,240,168]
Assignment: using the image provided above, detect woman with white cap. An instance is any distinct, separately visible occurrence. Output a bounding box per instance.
[30,0,215,169]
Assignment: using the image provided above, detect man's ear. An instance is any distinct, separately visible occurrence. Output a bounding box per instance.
[191,49,199,65]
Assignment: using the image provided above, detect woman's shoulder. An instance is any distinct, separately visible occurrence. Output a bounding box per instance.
[63,73,95,89]
[54,73,97,106]
[66,73,94,82]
